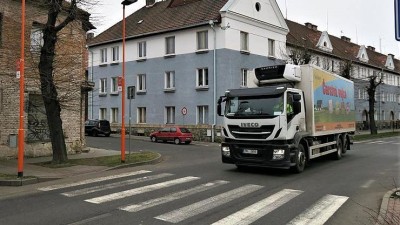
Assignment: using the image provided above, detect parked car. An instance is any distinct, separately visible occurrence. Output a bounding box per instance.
[85,120,111,137]
[150,126,193,144]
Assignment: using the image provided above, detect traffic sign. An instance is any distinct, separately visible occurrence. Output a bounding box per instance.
[396,0,400,41]
[118,76,122,92]
[181,107,187,115]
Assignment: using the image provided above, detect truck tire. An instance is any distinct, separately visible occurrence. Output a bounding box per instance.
[333,137,343,160]
[342,135,348,154]
[291,144,306,173]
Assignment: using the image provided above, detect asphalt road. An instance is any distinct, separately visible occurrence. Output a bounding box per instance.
[0,135,399,225]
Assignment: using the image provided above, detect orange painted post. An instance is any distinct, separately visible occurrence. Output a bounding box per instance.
[18,0,26,178]
[121,4,126,163]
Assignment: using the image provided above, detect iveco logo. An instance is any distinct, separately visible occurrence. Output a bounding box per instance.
[240,123,260,128]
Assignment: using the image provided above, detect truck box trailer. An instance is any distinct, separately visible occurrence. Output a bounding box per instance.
[217,64,355,173]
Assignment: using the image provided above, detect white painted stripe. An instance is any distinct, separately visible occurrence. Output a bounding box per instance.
[120,180,229,212]
[67,213,112,225]
[38,170,151,191]
[361,180,375,188]
[85,176,200,204]
[155,184,263,223]
[287,194,349,225]
[212,189,303,225]
[62,173,173,197]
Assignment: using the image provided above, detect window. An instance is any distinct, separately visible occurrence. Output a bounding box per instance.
[111,108,118,123]
[111,77,118,93]
[197,105,209,124]
[100,48,107,64]
[240,32,249,52]
[268,39,275,56]
[196,68,209,88]
[381,92,385,102]
[30,25,43,52]
[99,78,107,94]
[138,41,146,58]
[241,69,248,87]
[165,106,175,124]
[137,107,146,123]
[165,36,175,55]
[358,89,361,99]
[331,60,334,72]
[197,31,208,50]
[99,108,107,120]
[137,74,146,92]
[316,57,320,66]
[164,71,175,90]
[112,46,119,62]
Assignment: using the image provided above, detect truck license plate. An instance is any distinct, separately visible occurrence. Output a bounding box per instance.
[243,149,258,154]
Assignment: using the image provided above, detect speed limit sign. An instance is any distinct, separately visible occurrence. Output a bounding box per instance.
[181,107,187,115]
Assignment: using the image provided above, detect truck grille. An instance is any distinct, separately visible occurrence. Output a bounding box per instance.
[228,125,275,139]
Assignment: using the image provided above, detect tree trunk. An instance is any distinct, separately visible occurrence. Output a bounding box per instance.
[368,97,377,135]
[39,23,68,163]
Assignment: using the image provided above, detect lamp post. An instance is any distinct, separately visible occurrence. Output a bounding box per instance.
[17,0,26,178]
[121,0,137,163]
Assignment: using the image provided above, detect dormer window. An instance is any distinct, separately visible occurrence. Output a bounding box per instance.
[316,31,333,53]
[385,54,395,70]
[357,45,369,63]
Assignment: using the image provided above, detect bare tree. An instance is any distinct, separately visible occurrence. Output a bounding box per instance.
[339,59,353,80]
[366,71,384,135]
[36,0,93,163]
[285,44,312,65]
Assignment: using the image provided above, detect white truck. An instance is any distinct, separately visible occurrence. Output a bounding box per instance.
[217,64,355,173]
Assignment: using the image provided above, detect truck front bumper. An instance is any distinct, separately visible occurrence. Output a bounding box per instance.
[221,141,294,169]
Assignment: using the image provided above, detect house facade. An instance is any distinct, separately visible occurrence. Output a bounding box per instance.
[0,0,94,157]
[285,20,400,130]
[88,0,288,140]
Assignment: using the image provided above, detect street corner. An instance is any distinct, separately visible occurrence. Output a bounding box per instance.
[106,152,163,171]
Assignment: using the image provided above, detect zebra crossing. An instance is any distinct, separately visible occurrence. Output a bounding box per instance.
[38,170,348,225]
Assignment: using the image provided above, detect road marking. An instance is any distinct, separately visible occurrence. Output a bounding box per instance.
[361,180,375,189]
[155,184,263,223]
[120,180,229,212]
[67,213,112,225]
[62,173,173,197]
[85,176,200,204]
[38,170,151,191]
[287,194,348,225]
[212,189,303,225]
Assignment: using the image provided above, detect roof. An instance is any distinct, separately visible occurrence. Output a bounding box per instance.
[89,0,229,46]
[286,19,400,74]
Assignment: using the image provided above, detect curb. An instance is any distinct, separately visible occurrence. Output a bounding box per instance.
[376,187,400,225]
[106,153,163,171]
[0,177,39,186]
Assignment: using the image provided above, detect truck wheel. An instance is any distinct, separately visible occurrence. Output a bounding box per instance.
[342,135,348,154]
[291,144,306,173]
[333,137,343,160]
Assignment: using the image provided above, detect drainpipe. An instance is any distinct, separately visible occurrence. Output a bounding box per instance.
[90,50,94,119]
[210,20,216,142]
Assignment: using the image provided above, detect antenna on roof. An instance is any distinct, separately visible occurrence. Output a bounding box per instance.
[326,9,329,31]
[355,26,358,44]
[285,0,288,19]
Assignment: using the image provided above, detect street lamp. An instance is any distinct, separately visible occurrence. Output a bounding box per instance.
[18,0,26,178]
[121,0,137,163]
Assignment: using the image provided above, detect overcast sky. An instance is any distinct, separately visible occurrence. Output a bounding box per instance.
[89,0,399,58]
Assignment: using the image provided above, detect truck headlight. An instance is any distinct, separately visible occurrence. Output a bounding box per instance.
[272,149,285,160]
[222,146,231,157]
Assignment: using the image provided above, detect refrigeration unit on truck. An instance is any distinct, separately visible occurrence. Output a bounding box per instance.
[217,64,355,173]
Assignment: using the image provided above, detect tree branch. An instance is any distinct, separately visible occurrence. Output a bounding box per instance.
[54,0,78,32]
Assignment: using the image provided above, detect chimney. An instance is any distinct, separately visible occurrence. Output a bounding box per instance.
[146,0,156,6]
[367,46,375,51]
[388,53,395,58]
[340,36,351,42]
[86,32,94,40]
[305,22,318,31]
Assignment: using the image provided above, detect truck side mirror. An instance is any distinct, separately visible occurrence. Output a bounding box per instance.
[217,96,224,116]
[293,101,301,114]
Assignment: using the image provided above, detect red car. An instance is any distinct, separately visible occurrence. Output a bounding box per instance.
[150,126,193,144]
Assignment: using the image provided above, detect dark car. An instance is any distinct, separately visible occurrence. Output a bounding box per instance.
[150,126,193,144]
[85,120,111,137]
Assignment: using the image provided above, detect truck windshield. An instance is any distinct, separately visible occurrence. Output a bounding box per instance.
[225,94,284,118]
